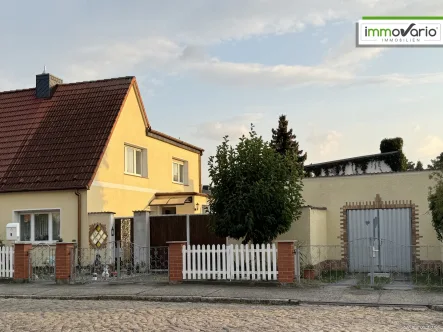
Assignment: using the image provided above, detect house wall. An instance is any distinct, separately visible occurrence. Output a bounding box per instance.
[0,190,88,247]
[302,170,440,263]
[88,85,205,217]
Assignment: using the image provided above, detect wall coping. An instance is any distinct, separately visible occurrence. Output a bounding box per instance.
[275,240,297,243]
[166,241,187,244]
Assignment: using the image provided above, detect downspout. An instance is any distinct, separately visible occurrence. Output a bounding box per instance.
[75,190,82,248]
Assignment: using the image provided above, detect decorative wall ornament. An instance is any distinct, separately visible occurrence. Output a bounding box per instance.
[89,223,108,249]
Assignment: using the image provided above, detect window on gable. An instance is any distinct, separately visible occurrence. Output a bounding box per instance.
[19,211,61,242]
[172,160,185,184]
[125,145,145,176]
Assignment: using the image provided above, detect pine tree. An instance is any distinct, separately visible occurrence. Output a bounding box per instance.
[271,115,307,165]
[415,161,424,171]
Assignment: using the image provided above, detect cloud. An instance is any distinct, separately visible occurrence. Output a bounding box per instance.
[307,130,343,157]
[5,0,443,91]
[419,136,443,157]
[63,36,443,90]
[193,113,264,141]
[399,96,425,104]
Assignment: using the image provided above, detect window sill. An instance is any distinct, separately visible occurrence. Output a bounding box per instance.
[124,172,145,178]
[172,181,185,185]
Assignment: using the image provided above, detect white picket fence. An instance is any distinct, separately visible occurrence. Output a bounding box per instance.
[182,244,278,281]
[0,246,14,278]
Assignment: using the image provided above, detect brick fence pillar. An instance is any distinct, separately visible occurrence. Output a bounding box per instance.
[167,241,186,283]
[277,240,295,284]
[14,243,33,283]
[55,242,75,284]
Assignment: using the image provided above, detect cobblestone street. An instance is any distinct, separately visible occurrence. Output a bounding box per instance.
[0,299,442,331]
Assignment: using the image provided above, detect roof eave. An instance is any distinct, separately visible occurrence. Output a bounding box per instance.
[0,185,89,194]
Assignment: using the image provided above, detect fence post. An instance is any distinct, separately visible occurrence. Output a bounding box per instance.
[186,215,190,245]
[295,243,301,283]
[277,240,296,284]
[116,241,121,279]
[167,241,187,283]
[13,243,33,283]
[55,242,75,284]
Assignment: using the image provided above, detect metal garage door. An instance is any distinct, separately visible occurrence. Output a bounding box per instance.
[347,208,412,273]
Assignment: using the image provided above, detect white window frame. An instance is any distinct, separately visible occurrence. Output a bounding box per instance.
[172,159,186,184]
[124,144,148,177]
[13,209,61,243]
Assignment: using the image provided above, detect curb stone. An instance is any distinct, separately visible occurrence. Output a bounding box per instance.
[429,305,443,312]
[0,295,300,306]
[0,295,441,310]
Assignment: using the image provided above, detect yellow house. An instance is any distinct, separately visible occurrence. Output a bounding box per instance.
[0,72,207,248]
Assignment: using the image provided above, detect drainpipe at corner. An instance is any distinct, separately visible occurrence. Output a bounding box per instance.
[75,190,82,250]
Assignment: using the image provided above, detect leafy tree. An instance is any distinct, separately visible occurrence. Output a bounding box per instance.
[415,161,424,171]
[271,115,307,165]
[406,160,415,171]
[208,124,304,244]
[379,137,407,171]
[428,158,443,241]
[428,152,443,170]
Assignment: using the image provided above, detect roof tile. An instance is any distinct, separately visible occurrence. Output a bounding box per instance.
[0,76,133,192]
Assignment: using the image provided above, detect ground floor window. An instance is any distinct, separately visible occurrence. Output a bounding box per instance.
[161,207,176,215]
[19,211,60,242]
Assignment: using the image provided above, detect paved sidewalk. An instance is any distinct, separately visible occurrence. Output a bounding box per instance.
[1,281,443,308]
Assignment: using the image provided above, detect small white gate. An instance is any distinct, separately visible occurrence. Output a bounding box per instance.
[182,244,278,281]
[0,246,14,278]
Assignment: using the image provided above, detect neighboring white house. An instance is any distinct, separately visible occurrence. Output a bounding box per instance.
[304,151,398,177]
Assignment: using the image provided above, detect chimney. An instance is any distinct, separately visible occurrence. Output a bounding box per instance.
[36,71,63,99]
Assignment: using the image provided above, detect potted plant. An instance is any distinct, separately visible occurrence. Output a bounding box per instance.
[303,264,316,280]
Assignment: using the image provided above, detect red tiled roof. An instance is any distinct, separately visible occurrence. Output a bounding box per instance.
[0,77,134,192]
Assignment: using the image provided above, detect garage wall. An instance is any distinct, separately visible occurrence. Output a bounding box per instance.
[302,170,439,247]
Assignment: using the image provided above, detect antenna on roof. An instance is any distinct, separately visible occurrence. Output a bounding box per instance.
[43,65,46,74]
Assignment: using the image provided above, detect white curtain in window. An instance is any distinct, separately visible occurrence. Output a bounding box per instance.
[52,212,61,241]
[20,214,31,241]
[34,214,49,241]
[125,146,134,173]
[135,149,142,174]
[173,163,179,182]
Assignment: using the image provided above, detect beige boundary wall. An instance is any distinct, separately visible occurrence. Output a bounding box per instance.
[229,170,441,268]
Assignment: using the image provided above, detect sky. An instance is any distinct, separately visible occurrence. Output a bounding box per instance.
[1,0,443,184]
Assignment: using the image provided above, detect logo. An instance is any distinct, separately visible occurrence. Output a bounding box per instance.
[357,16,443,46]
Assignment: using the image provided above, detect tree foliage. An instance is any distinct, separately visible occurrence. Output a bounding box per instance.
[208,125,305,244]
[415,161,424,171]
[271,114,307,165]
[406,160,415,171]
[428,152,443,170]
[428,155,443,241]
[407,160,424,171]
[379,137,407,171]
